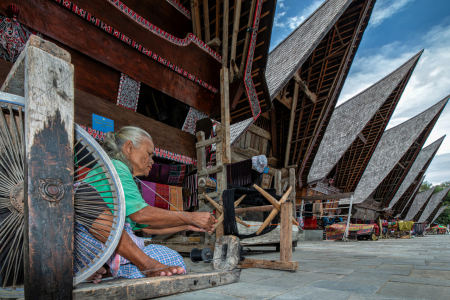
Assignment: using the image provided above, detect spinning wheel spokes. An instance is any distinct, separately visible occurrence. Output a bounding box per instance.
[0,93,125,291]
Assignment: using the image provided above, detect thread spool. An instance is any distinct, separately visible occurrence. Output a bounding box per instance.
[190,247,213,263]
[198,177,216,188]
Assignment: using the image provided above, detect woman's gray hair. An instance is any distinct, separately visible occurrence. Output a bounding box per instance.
[103,126,152,172]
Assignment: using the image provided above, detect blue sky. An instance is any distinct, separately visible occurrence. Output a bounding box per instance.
[269,0,450,184]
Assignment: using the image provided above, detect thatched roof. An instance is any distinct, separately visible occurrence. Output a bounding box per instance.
[387,136,445,209]
[418,187,450,223]
[308,51,422,184]
[353,97,449,204]
[404,187,436,221]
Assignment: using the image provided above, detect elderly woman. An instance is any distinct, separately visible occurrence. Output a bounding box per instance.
[77,126,216,281]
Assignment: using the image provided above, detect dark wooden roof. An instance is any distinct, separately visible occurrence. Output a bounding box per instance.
[429,204,449,224]
[308,51,422,187]
[270,0,376,186]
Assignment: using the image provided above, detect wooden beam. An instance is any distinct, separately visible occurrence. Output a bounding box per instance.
[293,73,317,103]
[220,68,231,164]
[248,124,271,140]
[190,0,197,36]
[280,202,293,262]
[203,0,211,42]
[237,259,299,271]
[74,89,196,158]
[238,0,257,76]
[197,165,223,176]
[196,136,221,148]
[298,192,354,201]
[22,36,74,299]
[274,85,292,109]
[284,82,299,167]
[357,132,368,145]
[270,106,279,158]
[193,0,202,40]
[222,0,229,68]
[5,0,219,114]
[235,205,275,214]
[229,0,242,79]
[215,0,220,41]
[73,270,241,299]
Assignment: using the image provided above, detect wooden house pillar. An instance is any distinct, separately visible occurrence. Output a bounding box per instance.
[2,36,75,299]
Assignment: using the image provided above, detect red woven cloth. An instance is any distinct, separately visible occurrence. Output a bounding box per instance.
[154,183,170,210]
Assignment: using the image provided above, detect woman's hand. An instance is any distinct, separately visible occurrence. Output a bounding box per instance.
[190,212,217,233]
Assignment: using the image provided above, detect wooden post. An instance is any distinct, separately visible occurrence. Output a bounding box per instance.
[280,202,293,262]
[20,36,74,299]
[275,171,282,196]
[215,125,226,238]
[239,0,257,77]
[269,106,278,159]
[229,0,242,79]
[215,0,220,42]
[196,131,207,206]
[289,168,296,217]
[190,0,198,36]
[284,81,299,167]
[203,0,211,42]
[220,68,231,164]
[193,0,202,40]
[222,0,229,68]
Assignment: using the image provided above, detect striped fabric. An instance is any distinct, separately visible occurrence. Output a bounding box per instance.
[169,186,184,211]
[74,223,186,279]
[155,183,170,210]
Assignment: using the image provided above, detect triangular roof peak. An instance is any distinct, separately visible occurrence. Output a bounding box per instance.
[266,0,353,99]
[353,96,449,204]
[387,135,445,209]
[418,186,450,223]
[308,51,423,184]
[404,186,437,221]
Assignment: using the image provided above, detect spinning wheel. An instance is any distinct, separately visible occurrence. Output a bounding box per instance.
[0,92,126,291]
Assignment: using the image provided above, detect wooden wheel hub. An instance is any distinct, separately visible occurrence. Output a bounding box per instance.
[10,181,24,214]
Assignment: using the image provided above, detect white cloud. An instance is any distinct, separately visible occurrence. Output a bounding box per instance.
[339,22,450,157]
[370,0,415,27]
[425,153,450,184]
[274,0,323,30]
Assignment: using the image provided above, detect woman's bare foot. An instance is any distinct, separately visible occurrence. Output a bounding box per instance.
[140,259,186,277]
[87,266,107,283]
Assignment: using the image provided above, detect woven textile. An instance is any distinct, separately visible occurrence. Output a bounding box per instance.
[169,186,183,211]
[167,165,186,187]
[155,183,170,210]
[0,11,41,62]
[227,159,252,186]
[183,174,197,209]
[325,224,374,241]
[117,73,141,111]
[74,223,186,279]
[159,164,170,184]
[182,107,209,135]
[141,180,156,207]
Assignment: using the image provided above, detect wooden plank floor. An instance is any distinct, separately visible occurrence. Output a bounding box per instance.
[73,270,240,300]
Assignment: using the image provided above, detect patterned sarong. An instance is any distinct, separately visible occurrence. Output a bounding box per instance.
[325,224,374,240]
[155,183,170,210]
[74,223,186,279]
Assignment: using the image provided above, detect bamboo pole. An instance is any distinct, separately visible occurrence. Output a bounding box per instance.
[229,0,242,80]
[203,0,210,42]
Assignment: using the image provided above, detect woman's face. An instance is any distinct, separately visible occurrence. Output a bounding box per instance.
[123,137,155,177]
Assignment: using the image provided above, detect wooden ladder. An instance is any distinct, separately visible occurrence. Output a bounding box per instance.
[196,124,227,238]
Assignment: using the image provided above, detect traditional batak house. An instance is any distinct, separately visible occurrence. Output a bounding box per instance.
[396,175,426,219]
[386,136,445,215]
[351,97,449,219]
[264,0,376,198]
[307,51,422,208]
[428,205,449,226]
[417,186,450,224]
[404,187,437,222]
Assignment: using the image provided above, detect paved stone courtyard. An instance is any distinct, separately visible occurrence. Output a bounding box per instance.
[163,235,450,300]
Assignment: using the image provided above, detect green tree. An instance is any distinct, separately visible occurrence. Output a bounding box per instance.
[419,181,432,193]
[433,181,450,225]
